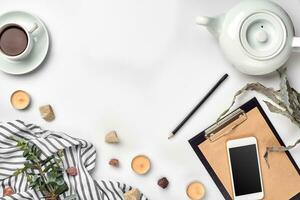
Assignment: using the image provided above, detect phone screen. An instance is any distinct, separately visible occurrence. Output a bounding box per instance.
[229,144,262,196]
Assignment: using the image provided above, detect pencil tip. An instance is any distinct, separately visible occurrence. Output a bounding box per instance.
[168,134,175,139]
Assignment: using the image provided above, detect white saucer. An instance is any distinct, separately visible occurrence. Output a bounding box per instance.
[0,11,49,75]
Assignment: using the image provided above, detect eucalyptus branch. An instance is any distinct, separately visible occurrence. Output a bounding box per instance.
[219,68,300,167]
[13,139,68,200]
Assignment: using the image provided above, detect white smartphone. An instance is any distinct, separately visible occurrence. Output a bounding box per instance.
[226,137,264,200]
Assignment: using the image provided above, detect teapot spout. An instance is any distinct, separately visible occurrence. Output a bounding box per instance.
[196,15,223,39]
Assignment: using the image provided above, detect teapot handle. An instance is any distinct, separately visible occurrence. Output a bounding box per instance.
[292,37,300,52]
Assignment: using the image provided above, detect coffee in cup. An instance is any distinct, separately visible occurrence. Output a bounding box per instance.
[0,23,38,60]
[0,24,28,56]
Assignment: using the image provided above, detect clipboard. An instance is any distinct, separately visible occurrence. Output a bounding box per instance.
[189,97,300,200]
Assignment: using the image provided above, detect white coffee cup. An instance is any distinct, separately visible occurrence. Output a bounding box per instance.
[0,22,38,61]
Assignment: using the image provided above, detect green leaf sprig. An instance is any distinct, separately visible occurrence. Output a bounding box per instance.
[13,139,68,200]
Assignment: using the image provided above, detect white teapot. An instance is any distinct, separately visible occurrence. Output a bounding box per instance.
[197,0,300,75]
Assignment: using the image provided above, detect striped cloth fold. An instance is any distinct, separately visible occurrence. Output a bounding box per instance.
[0,120,148,200]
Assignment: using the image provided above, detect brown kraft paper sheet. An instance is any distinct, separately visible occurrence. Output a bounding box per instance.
[199,107,300,200]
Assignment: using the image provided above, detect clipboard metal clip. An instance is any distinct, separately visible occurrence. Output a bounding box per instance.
[205,109,247,142]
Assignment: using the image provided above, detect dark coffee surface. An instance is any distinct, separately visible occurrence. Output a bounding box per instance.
[0,26,28,56]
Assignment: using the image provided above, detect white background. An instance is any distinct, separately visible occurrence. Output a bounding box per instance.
[1,0,300,199]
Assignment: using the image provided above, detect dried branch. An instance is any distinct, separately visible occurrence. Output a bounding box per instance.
[218,68,300,167]
[264,138,300,168]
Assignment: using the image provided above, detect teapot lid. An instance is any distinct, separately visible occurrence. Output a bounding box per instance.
[240,11,286,60]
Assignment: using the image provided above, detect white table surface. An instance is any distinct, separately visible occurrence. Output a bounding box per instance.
[1,0,300,199]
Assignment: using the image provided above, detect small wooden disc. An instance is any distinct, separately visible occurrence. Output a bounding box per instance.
[131,155,151,175]
[10,90,31,110]
[186,181,205,200]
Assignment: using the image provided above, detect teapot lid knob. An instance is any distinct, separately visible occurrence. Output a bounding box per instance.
[256,30,268,43]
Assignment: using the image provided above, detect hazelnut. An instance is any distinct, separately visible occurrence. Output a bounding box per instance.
[158,177,169,189]
[109,159,119,167]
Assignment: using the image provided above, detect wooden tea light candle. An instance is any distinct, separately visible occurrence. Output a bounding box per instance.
[10,90,31,110]
[186,181,205,200]
[131,155,151,175]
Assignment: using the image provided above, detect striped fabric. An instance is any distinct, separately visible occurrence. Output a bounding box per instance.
[0,120,148,200]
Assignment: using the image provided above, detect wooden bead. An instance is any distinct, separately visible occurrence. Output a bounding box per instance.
[66,167,78,176]
[105,131,119,144]
[124,188,141,200]
[39,104,55,122]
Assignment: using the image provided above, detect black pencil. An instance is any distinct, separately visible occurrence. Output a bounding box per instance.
[168,73,229,139]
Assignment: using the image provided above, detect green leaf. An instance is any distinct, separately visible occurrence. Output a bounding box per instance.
[24,162,35,169]
[55,182,68,195]
[56,177,65,186]
[41,155,55,166]
[13,168,23,176]
[43,163,56,173]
